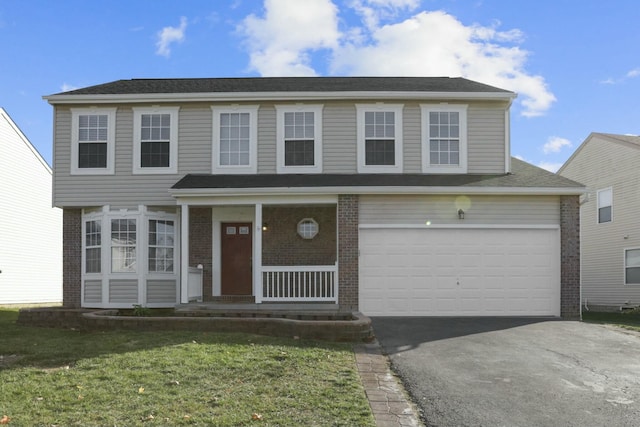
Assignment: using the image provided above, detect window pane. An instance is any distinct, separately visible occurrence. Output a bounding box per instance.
[78,114,108,142]
[626,267,640,284]
[141,141,170,168]
[149,220,174,273]
[79,142,107,168]
[626,249,640,268]
[365,140,395,165]
[285,140,315,166]
[141,114,170,142]
[598,206,612,223]
[86,247,101,273]
[111,219,136,273]
[598,189,612,207]
[219,112,250,166]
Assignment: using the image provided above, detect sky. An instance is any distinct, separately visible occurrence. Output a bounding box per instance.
[1,0,638,171]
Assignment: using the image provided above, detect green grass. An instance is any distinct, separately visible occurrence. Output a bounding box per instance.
[582,308,640,332]
[0,309,374,426]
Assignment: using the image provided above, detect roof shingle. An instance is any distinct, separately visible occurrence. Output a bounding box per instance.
[171,158,583,192]
[52,77,513,96]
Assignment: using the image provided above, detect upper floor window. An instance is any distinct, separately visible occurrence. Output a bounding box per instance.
[356,104,403,173]
[71,108,116,175]
[276,105,323,173]
[597,188,612,223]
[133,107,179,174]
[421,104,468,174]
[212,105,258,174]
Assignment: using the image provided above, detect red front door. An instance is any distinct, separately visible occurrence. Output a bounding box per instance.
[221,223,253,295]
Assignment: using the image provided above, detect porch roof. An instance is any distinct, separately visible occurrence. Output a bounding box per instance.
[171,158,584,196]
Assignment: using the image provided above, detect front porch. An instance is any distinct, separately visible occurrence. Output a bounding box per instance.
[179,195,359,309]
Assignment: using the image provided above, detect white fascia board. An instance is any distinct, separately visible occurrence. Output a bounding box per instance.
[169,185,586,198]
[43,90,516,105]
[175,194,338,206]
[359,223,561,230]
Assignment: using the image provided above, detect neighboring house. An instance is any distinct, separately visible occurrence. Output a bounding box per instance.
[0,108,62,304]
[44,77,584,318]
[559,132,640,311]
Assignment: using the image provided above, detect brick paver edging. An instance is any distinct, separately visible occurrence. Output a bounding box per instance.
[354,342,423,427]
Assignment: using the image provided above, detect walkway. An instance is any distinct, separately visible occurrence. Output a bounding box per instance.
[354,341,423,427]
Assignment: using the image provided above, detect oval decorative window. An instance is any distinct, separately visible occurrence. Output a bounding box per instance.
[297,218,319,239]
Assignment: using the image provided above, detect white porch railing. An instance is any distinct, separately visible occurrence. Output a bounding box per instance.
[187,265,203,302]
[262,264,338,302]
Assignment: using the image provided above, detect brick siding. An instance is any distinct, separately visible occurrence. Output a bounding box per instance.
[262,206,336,266]
[63,209,82,308]
[560,195,581,319]
[337,195,359,310]
[189,207,213,300]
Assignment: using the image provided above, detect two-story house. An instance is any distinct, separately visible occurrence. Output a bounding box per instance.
[559,133,640,311]
[44,77,583,318]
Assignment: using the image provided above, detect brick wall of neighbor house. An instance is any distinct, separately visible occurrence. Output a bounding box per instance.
[338,195,359,310]
[560,195,581,319]
[189,207,213,300]
[262,206,337,266]
[63,209,82,308]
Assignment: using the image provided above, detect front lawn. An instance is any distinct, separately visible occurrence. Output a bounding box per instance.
[0,309,374,426]
[582,309,640,333]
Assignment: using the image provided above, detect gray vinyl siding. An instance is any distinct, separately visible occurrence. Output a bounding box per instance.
[146,280,177,304]
[467,103,506,173]
[257,105,277,173]
[83,280,102,303]
[403,104,422,173]
[359,195,560,225]
[559,136,640,307]
[53,100,509,207]
[323,102,357,173]
[109,279,138,303]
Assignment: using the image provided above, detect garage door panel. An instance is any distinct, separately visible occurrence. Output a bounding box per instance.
[359,228,560,316]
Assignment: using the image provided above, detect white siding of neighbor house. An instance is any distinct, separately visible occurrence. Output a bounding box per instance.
[53,100,509,207]
[559,135,640,307]
[0,108,62,304]
[359,195,560,225]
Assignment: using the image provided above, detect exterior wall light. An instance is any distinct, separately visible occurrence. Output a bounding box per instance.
[457,209,465,220]
[262,223,268,231]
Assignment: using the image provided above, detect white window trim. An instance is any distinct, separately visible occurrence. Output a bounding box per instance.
[275,104,323,174]
[421,104,468,174]
[132,106,179,175]
[597,187,613,224]
[297,217,319,239]
[624,247,640,285]
[211,105,259,174]
[81,206,179,308]
[356,104,404,173]
[70,108,116,175]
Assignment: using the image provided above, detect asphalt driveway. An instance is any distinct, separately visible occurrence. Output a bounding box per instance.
[372,317,640,427]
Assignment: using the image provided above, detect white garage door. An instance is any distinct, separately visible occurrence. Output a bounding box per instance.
[359,227,560,316]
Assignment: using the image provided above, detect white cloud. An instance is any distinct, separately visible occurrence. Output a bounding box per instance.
[156,17,187,58]
[331,10,555,117]
[542,136,572,154]
[627,68,640,78]
[61,83,79,92]
[349,0,420,29]
[238,2,555,117]
[537,161,563,173]
[239,0,340,76]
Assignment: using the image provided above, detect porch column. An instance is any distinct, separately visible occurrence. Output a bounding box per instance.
[180,204,189,304]
[254,203,263,303]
